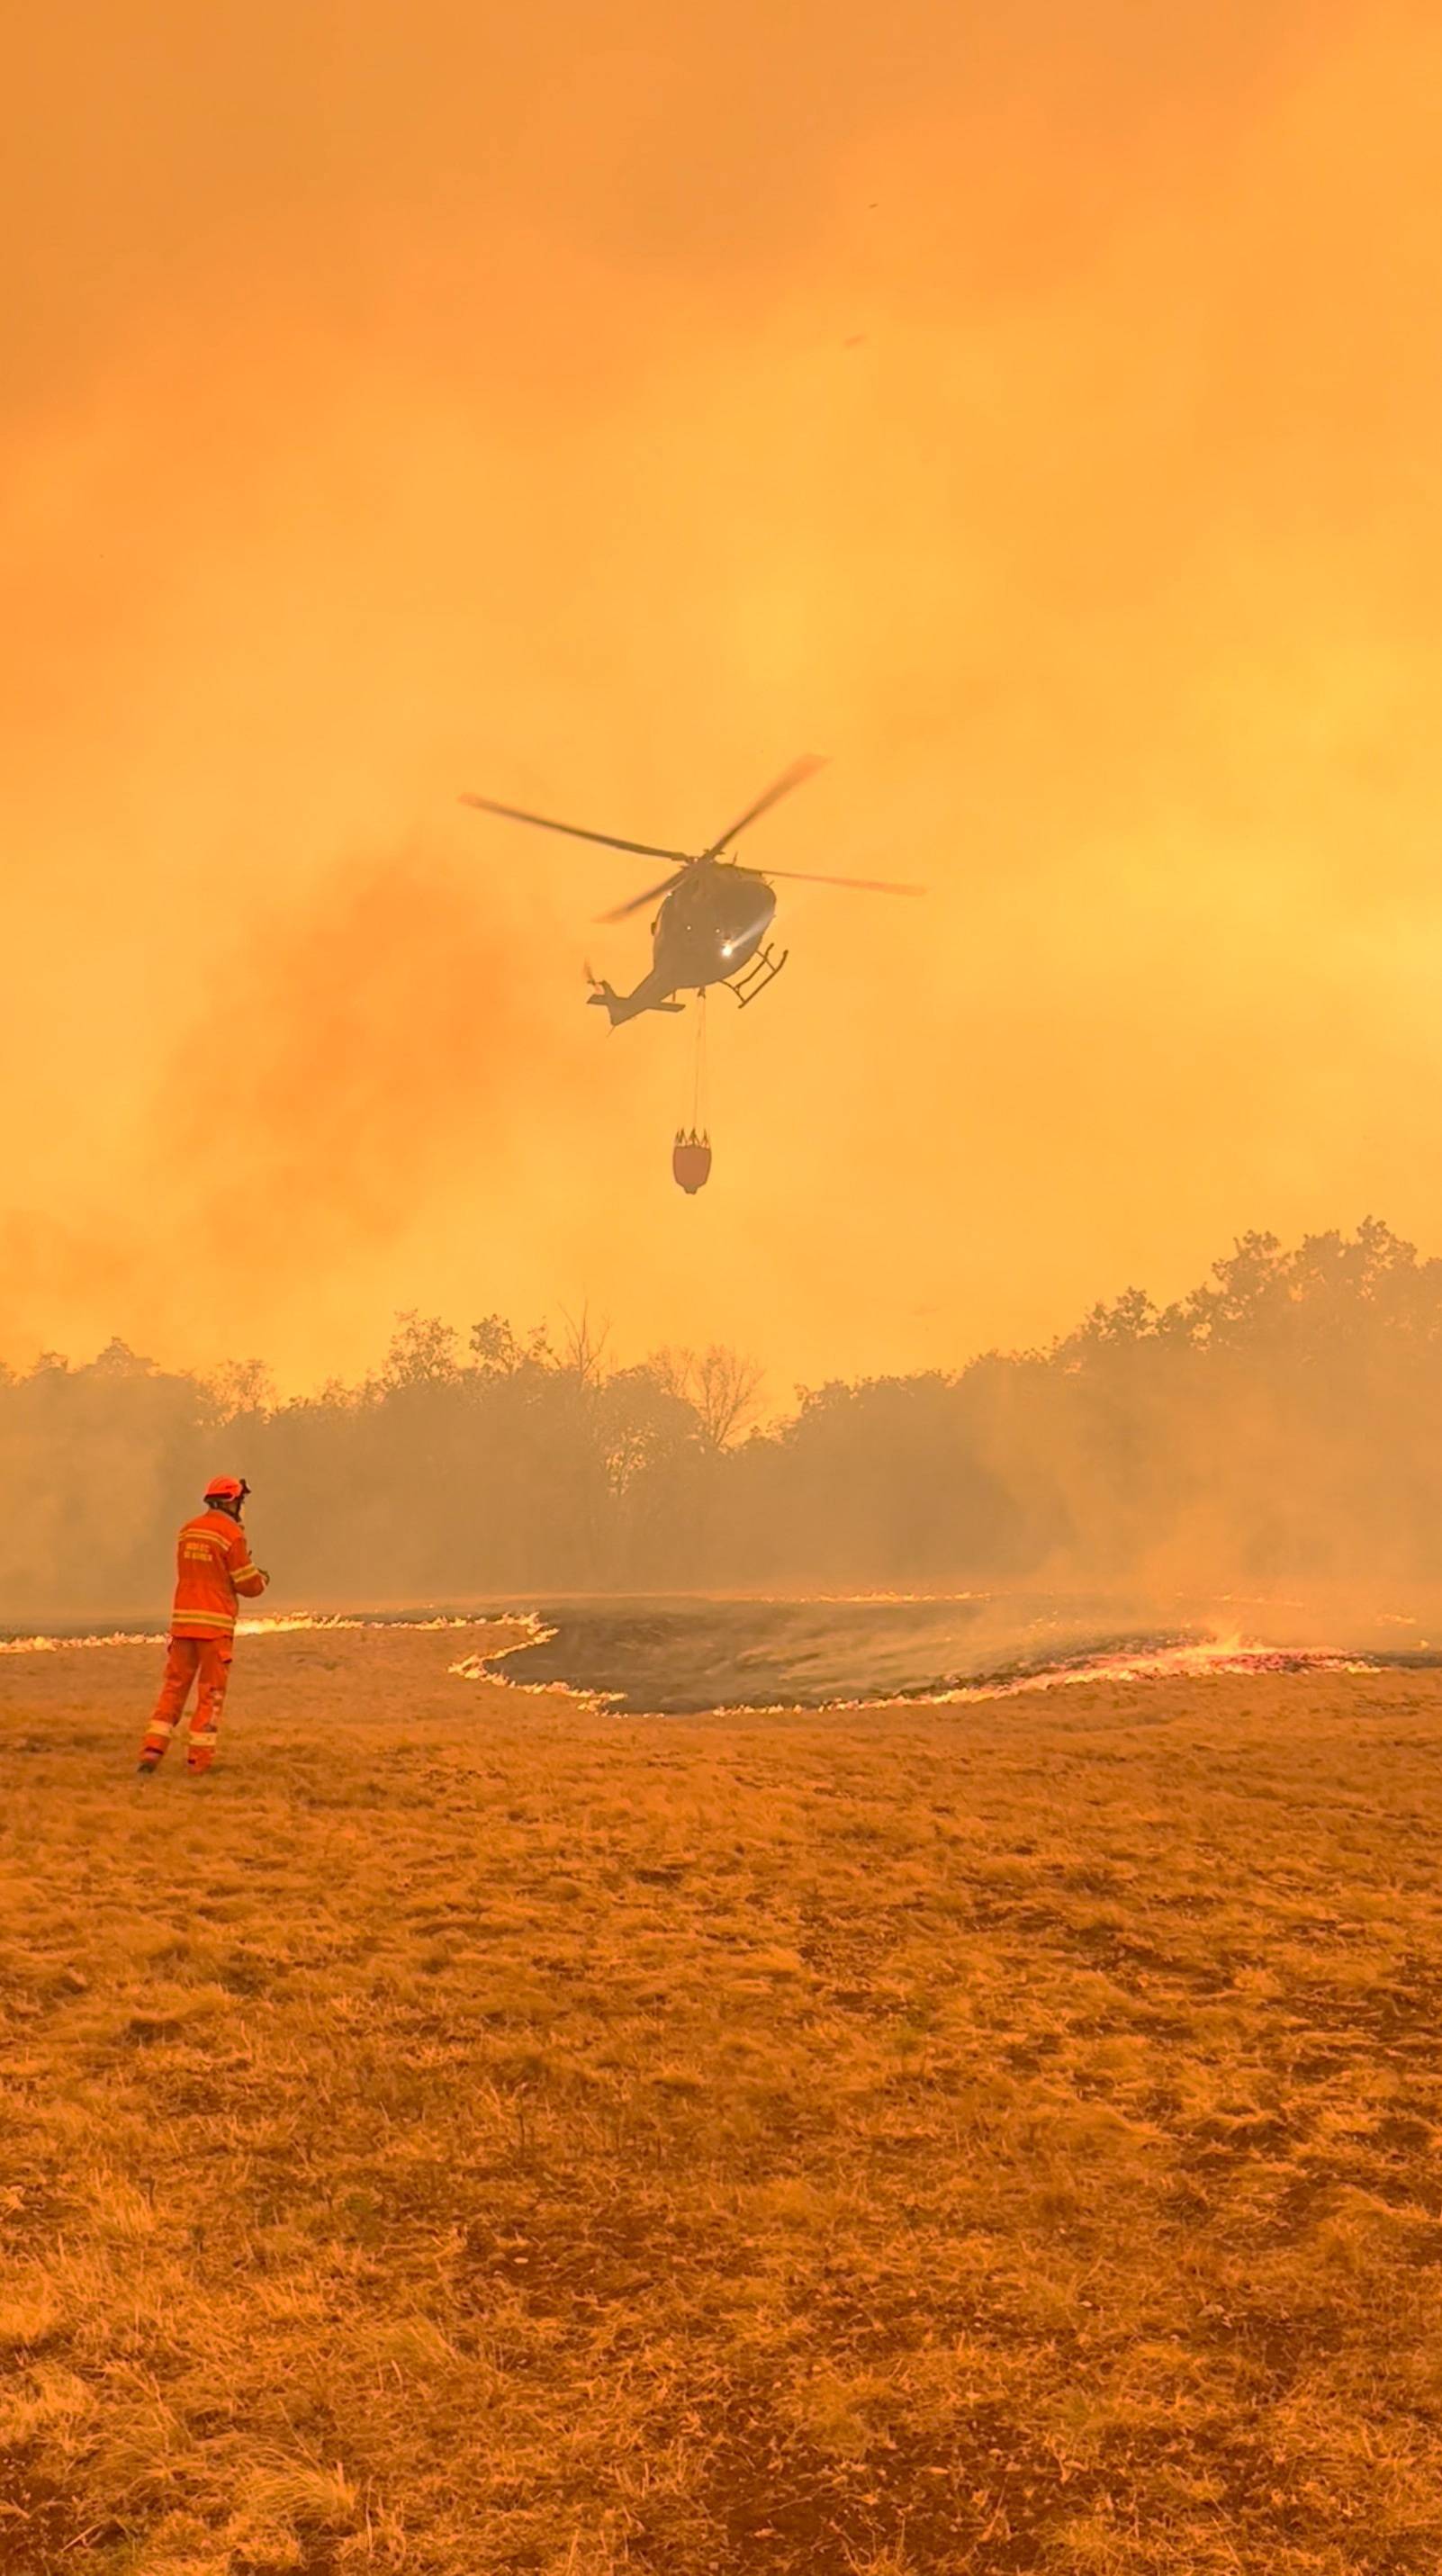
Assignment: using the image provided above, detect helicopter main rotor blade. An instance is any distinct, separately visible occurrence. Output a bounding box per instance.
[460,794,692,865]
[763,866,925,895]
[595,869,691,925]
[702,753,826,858]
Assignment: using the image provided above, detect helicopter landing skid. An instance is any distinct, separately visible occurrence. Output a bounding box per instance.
[724,943,789,1008]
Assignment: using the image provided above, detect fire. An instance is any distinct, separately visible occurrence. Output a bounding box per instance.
[0,1611,500,1656]
[937,1638,1377,1705]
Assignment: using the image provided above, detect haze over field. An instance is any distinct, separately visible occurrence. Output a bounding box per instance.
[4,1223,1442,1627]
[6,1,1442,1396]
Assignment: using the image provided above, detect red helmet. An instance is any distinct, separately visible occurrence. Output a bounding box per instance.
[204,1475,248,1503]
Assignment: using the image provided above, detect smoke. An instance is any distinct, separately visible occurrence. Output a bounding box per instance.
[155,849,540,1270]
[0,848,555,1369]
[5,1,1442,1400]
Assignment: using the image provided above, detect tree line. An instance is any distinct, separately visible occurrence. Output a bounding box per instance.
[5,1220,1442,1621]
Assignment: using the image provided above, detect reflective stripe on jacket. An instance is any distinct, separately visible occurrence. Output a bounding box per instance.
[172,1509,268,1639]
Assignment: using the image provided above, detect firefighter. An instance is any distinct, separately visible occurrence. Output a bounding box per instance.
[137,1477,269,1777]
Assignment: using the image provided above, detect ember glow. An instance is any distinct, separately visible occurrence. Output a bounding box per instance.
[940,1637,1378,1703]
[699,1640,1383,1716]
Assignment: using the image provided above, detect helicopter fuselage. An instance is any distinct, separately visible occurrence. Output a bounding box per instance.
[653,859,776,991]
[461,756,920,1028]
[589,859,780,1023]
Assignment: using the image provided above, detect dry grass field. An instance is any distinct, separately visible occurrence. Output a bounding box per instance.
[5,1626,1442,2574]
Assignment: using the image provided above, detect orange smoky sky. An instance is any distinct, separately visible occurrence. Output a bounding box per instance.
[5,0,1442,1398]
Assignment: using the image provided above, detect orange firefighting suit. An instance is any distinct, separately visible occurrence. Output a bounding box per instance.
[139,1510,269,1772]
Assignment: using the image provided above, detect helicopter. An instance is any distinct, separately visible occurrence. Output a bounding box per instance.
[460,756,923,1024]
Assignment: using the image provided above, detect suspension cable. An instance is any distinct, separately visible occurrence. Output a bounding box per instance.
[690,987,708,1135]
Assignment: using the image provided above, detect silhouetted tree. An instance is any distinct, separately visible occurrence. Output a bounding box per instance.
[7,1222,1442,1619]
[653,1345,764,1448]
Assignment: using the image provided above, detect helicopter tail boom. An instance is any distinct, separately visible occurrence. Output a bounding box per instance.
[587,974,685,1025]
